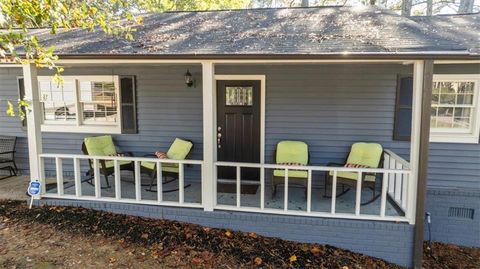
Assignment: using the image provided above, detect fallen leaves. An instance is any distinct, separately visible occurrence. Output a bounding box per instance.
[0,200,406,269]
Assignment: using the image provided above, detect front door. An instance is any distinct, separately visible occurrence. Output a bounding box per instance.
[217,80,261,181]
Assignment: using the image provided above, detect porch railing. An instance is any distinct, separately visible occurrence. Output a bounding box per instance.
[37,149,411,223]
[383,149,410,213]
[214,150,412,222]
[38,153,204,208]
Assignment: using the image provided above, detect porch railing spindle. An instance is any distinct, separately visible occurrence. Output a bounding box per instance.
[284,169,289,212]
[401,173,408,210]
[93,159,101,198]
[55,157,64,196]
[179,163,184,204]
[307,169,312,213]
[380,172,388,217]
[395,163,402,202]
[260,167,265,210]
[157,161,163,203]
[388,157,396,195]
[331,170,337,214]
[134,161,141,201]
[73,157,82,197]
[355,171,362,216]
[236,166,241,208]
[114,160,121,200]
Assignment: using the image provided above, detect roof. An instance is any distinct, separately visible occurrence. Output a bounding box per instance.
[25,6,480,58]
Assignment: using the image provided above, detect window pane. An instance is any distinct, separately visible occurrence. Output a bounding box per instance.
[458,82,474,94]
[453,117,470,129]
[225,87,253,106]
[436,107,454,128]
[40,80,76,122]
[80,80,118,123]
[439,94,455,105]
[457,94,473,105]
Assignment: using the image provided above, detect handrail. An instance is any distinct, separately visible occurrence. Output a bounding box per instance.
[214,161,411,173]
[39,153,204,165]
[384,149,410,169]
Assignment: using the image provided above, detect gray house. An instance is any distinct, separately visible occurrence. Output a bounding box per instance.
[0,6,479,268]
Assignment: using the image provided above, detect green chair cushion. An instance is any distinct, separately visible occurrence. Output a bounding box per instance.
[346,142,383,168]
[84,135,117,156]
[273,169,308,178]
[166,138,193,160]
[140,161,179,174]
[105,160,132,169]
[329,171,376,182]
[276,141,308,165]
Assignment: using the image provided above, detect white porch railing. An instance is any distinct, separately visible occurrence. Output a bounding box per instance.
[214,150,412,222]
[37,149,411,223]
[38,153,204,208]
[383,149,410,213]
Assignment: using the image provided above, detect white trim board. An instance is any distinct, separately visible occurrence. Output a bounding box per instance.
[214,75,266,165]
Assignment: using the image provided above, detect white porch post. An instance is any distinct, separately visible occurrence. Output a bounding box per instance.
[22,63,44,196]
[202,61,216,211]
[408,60,424,224]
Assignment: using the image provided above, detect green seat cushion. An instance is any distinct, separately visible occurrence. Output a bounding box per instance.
[105,160,132,169]
[140,161,179,173]
[329,171,376,182]
[273,169,308,178]
[274,140,308,179]
[166,138,193,160]
[84,135,117,156]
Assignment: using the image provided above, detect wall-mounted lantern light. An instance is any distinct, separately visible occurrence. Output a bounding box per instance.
[184,69,195,87]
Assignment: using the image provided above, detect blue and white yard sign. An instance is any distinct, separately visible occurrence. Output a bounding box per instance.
[27,181,41,196]
[27,181,41,209]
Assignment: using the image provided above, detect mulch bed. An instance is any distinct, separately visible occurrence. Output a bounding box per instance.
[423,241,480,269]
[0,200,401,268]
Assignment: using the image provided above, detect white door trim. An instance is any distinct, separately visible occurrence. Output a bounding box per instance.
[214,75,266,164]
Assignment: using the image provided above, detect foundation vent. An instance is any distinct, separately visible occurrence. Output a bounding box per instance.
[448,207,475,219]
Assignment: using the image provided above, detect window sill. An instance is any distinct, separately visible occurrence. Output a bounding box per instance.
[430,133,479,144]
[41,124,121,134]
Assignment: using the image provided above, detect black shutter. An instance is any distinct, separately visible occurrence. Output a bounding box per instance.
[119,76,137,134]
[17,77,27,127]
[393,75,413,141]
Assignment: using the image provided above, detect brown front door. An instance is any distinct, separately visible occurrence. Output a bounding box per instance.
[217,80,261,181]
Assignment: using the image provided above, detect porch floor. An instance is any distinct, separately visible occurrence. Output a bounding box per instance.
[45,172,402,217]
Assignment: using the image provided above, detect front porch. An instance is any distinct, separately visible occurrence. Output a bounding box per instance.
[19,59,429,226]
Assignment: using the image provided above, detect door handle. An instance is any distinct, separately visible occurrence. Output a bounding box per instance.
[217,126,222,148]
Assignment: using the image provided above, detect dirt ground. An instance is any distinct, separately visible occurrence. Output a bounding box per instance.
[0,200,478,269]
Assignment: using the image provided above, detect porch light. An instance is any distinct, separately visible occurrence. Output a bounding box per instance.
[184,69,195,87]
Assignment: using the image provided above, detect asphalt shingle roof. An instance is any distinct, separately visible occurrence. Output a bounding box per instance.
[30,6,480,57]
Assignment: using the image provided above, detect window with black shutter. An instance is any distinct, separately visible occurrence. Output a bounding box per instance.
[120,75,137,134]
[393,75,413,141]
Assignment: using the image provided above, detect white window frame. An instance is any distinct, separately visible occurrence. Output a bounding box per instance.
[430,74,480,144]
[38,75,122,134]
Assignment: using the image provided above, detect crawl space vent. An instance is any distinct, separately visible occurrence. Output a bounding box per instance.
[448,207,475,219]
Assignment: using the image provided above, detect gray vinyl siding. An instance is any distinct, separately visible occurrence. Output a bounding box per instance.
[0,68,29,173]
[0,65,204,179]
[216,64,412,171]
[2,63,479,190]
[429,64,480,189]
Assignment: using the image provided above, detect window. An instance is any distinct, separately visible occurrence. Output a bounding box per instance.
[430,75,480,143]
[37,76,136,134]
[225,86,253,106]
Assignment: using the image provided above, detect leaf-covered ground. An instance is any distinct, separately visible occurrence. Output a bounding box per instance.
[0,200,477,268]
